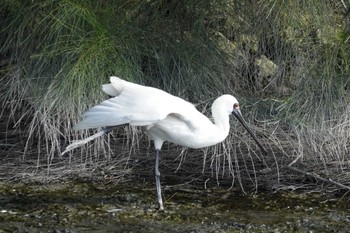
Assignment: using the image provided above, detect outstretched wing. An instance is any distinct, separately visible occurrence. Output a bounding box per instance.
[74,76,202,130]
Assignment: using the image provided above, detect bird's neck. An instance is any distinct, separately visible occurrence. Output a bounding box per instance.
[212,109,230,140]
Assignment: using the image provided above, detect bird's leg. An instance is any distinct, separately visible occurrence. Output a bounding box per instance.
[154,149,164,210]
[61,126,114,156]
[102,126,113,134]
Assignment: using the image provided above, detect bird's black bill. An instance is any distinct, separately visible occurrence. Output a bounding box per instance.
[232,109,267,155]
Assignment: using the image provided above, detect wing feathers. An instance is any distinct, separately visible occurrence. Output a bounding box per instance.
[102,84,119,96]
[74,76,202,130]
[102,76,124,96]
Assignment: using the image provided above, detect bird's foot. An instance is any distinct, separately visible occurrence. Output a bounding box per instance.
[102,126,113,134]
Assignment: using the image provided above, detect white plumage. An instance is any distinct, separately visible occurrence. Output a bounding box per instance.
[65,76,266,210]
[74,76,238,149]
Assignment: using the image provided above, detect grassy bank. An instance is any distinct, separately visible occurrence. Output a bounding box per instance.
[1,1,350,193]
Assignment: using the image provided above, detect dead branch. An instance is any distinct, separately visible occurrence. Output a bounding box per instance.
[283,165,350,190]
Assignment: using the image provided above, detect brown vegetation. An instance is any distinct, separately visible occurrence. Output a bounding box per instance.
[1,0,350,195]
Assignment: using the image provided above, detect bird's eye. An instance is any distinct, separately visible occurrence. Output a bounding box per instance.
[233,103,239,109]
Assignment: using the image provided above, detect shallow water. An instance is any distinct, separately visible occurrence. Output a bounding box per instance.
[0,181,349,232]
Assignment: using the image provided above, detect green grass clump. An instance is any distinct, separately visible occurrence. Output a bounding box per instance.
[1,0,350,190]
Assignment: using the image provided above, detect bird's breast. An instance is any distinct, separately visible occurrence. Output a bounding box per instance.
[146,116,226,149]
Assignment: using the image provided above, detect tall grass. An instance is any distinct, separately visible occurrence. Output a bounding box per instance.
[1,0,350,189]
[267,1,350,173]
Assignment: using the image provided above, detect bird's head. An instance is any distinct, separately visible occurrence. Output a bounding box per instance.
[215,94,267,155]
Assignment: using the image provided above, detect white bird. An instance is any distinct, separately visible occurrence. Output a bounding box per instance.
[63,76,267,210]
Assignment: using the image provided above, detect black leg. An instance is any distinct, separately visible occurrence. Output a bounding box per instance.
[154,149,164,210]
[102,126,113,134]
